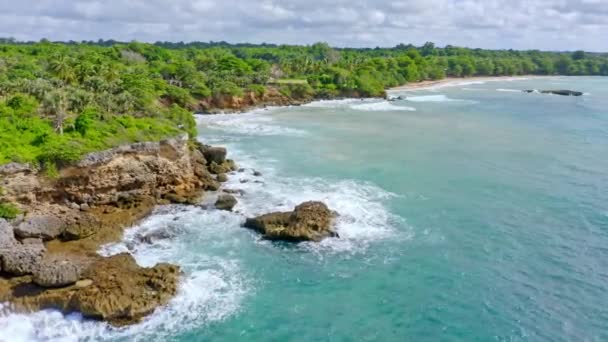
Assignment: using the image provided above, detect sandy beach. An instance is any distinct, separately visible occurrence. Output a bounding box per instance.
[388,75,556,92]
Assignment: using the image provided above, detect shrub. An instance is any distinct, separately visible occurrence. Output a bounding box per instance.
[0,202,20,220]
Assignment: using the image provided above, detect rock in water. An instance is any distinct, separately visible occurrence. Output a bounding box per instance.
[540,90,583,96]
[202,146,227,164]
[244,201,338,242]
[12,253,180,326]
[215,194,238,211]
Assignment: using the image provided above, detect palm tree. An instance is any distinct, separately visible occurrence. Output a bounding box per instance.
[49,54,76,84]
[42,90,69,135]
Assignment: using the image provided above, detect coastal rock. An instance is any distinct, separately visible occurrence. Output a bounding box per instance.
[243,201,338,242]
[32,255,87,288]
[0,219,16,247]
[15,215,65,240]
[215,194,238,211]
[201,146,227,164]
[541,90,583,96]
[11,253,180,326]
[0,242,46,275]
[217,173,228,182]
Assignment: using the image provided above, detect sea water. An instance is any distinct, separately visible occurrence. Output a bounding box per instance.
[1,76,607,341]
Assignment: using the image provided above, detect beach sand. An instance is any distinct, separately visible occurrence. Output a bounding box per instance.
[388,75,554,92]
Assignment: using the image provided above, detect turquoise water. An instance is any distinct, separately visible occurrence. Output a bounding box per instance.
[2,77,607,341]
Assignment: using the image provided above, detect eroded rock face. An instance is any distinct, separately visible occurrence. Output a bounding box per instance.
[11,253,180,326]
[244,201,338,242]
[0,136,229,326]
[0,242,46,276]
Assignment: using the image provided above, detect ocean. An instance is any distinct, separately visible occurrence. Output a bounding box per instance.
[1,76,607,341]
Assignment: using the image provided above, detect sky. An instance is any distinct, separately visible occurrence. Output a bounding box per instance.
[0,0,606,51]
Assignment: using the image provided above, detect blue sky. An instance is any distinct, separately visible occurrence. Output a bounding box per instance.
[0,0,606,51]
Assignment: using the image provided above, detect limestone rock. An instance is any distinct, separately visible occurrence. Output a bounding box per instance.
[0,219,16,247]
[215,194,238,211]
[15,215,65,240]
[243,201,338,242]
[72,253,180,325]
[32,255,87,288]
[0,242,46,275]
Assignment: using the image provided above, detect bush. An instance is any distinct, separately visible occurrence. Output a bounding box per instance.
[247,84,266,98]
[0,202,20,220]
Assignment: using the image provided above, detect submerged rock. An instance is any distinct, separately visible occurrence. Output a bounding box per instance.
[541,90,583,96]
[215,194,238,211]
[243,201,338,242]
[525,89,583,96]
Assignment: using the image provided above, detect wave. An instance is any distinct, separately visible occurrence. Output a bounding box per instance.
[0,112,406,340]
[350,101,416,112]
[405,94,476,103]
[0,205,252,342]
[196,112,307,137]
[303,98,365,108]
[496,88,522,93]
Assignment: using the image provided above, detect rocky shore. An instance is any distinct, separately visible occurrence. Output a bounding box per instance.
[197,86,371,114]
[0,134,236,326]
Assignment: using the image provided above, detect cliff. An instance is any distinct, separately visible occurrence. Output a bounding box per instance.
[0,135,236,325]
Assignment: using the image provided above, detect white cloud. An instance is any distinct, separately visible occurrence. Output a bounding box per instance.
[0,0,606,50]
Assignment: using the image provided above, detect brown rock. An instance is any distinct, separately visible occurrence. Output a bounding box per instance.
[217,173,228,183]
[11,253,180,326]
[243,201,338,242]
[202,146,227,164]
[215,194,238,211]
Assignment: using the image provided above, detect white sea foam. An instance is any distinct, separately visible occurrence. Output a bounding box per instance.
[350,101,416,112]
[303,98,366,108]
[405,94,476,103]
[196,112,307,137]
[496,88,522,93]
[0,206,251,342]
[217,147,405,255]
[0,111,405,340]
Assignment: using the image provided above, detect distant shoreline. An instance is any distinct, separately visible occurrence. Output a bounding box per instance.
[388,75,558,92]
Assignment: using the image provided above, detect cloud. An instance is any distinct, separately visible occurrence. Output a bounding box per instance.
[0,0,606,50]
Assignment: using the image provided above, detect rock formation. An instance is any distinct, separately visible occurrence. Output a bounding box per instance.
[0,134,234,326]
[243,201,338,242]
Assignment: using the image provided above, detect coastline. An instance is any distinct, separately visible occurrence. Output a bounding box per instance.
[200,76,558,115]
[387,75,557,92]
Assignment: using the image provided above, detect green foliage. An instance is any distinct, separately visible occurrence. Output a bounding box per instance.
[0,202,20,220]
[0,39,607,169]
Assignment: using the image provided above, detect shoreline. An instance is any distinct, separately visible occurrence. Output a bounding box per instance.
[199,75,559,115]
[388,75,558,92]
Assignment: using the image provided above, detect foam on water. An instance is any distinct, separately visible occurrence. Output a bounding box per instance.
[496,88,523,93]
[303,98,373,108]
[0,206,251,342]
[0,108,404,341]
[195,112,307,137]
[405,94,476,103]
[350,101,416,112]
[213,146,406,255]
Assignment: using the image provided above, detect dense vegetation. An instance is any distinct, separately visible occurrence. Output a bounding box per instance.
[1,39,607,167]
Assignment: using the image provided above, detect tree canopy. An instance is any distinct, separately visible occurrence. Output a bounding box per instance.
[1,39,607,168]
